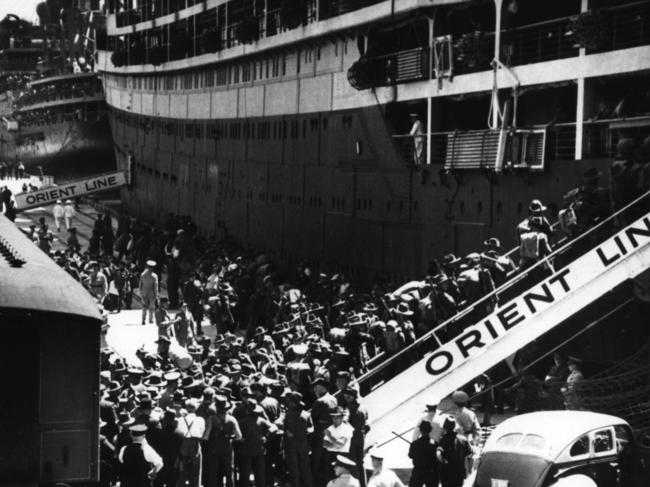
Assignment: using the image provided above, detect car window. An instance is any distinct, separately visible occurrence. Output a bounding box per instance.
[570,435,590,457]
[496,433,523,448]
[614,425,631,453]
[520,434,547,452]
[593,429,614,454]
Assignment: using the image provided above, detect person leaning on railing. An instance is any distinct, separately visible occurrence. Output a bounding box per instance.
[611,138,647,213]
[558,168,610,239]
[516,199,554,272]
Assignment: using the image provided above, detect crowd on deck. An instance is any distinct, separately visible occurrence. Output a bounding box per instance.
[13,78,103,109]
[6,136,650,487]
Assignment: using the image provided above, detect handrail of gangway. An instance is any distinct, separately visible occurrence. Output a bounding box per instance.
[357,188,650,391]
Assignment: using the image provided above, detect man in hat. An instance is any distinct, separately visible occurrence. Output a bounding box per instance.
[148,408,183,487]
[131,392,155,427]
[367,449,404,487]
[611,138,644,211]
[155,336,172,364]
[177,398,206,487]
[327,455,360,487]
[341,387,368,487]
[159,371,180,409]
[562,356,585,409]
[280,391,314,487]
[237,398,276,487]
[66,227,81,252]
[175,302,198,348]
[203,394,241,487]
[251,381,283,484]
[63,199,76,230]
[140,260,160,325]
[408,421,439,487]
[450,391,480,443]
[311,377,339,486]
[155,297,177,339]
[561,168,610,236]
[408,113,424,166]
[287,343,313,398]
[518,199,552,239]
[412,400,442,443]
[52,199,64,232]
[118,424,164,487]
[518,215,553,271]
[481,239,515,288]
[436,417,472,487]
[323,407,354,463]
[88,262,109,303]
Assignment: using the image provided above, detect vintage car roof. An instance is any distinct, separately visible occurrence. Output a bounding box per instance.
[482,411,628,460]
[0,215,102,320]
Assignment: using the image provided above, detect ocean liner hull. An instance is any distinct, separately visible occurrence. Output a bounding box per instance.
[98,0,650,281]
[109,104,611,281]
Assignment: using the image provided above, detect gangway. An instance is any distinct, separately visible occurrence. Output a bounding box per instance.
[361,191,650,447]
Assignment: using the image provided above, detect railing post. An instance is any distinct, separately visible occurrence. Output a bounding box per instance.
[574,0,589,160]
[427,15,434,166]
[492,0,503,129]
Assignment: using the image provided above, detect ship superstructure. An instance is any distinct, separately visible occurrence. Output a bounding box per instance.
[0,2,114,180]
[97,0,650,280]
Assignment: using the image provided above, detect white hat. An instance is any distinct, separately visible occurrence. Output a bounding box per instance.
[56,199,62,203]
[369,448,385,461]
[146,260,157,267]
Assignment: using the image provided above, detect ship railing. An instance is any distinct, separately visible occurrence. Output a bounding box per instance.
[586,0,650,54]
[391,115,650,169]
[113,0,384,29]
[366,1,650,87]
[582,115,650,159]
[318,0,385,22]
[357,188,650,395]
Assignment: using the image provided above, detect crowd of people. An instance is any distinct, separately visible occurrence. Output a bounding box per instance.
[13,77,103,109]
[7,134,650,486]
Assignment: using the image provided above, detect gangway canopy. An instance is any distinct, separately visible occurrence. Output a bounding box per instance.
[364,208,650,447]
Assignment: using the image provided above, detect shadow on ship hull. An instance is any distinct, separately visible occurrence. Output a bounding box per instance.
[23,145,117,182]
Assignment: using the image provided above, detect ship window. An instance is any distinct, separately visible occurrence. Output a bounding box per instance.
[517,202,523,215]
[413,201,418,212]
[460,201,465,215]
[497,201,502,215]
[477,201,483,214]
[303,120,306,138]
